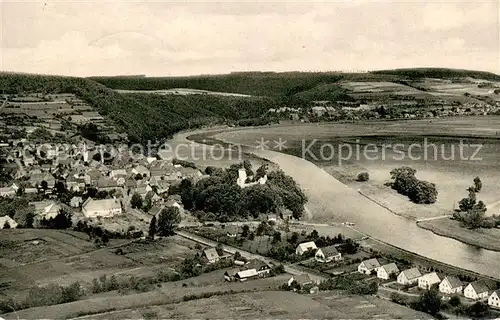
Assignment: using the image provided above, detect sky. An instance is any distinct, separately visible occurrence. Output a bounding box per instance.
[0,0,499,77]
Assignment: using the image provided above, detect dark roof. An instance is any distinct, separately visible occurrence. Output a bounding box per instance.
[470,281,490,294]
[400,268,422,280]
[361,258,381,269]
[225,268,240,277]
[150,205,165,216]
[380,263,399,274]
[320,245,340,257]
[204,248,219,261]
[245,259,270,271]
[444,276,462,289]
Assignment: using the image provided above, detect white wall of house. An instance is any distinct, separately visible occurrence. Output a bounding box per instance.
[82,207,122,218]
[377,268,390,280]
[464,284,488,300]
[358,263,376,275]
[397,273,418,285]
[489,292,500,308]
[439,280,462,295]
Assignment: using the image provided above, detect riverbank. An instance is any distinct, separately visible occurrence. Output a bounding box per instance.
[417,218,500,252]
[180,126,500,279]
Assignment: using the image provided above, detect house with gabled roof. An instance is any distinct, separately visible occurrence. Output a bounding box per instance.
[295,241,317,256]
[358,258,381,275]
[377,263,400,280]
[82,198,122,218]
[439,276,463,294]
[245,259,271,276]
[397,268,422,285]
[203,248,220,264]
[464,281,491,300]
[0,186,16,198]
[287,274,314,287]
[0,216,18,229]
[235,269,259,281]
[97,177,120,192]
[224,268,241,282]
[488,289,500,308]
[315,245,342,263]
[418,272,443,290]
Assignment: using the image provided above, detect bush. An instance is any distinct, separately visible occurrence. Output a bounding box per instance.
[448,295,461,307]
[357,172,369,182]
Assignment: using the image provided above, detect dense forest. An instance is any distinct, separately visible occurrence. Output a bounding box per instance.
[90,72,344,98]
[372,68,500,81]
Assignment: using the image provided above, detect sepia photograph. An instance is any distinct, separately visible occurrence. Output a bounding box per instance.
[0,0,499,319]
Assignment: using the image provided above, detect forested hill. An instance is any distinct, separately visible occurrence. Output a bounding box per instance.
[89,72,344,97]
[0,73,276,142]
[372,68,500,81]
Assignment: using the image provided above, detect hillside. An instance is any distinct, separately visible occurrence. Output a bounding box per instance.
[90,72,344,98]
[0,73,276,142]
[372,68,500,81]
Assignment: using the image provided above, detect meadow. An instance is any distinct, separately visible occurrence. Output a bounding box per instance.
[0,229,199,302]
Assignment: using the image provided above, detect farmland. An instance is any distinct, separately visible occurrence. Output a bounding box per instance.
[0,229,200,302]
[1,287,431,319]
[115,88,252,97]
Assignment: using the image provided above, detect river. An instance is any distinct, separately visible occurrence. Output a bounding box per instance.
[171,128,500,279]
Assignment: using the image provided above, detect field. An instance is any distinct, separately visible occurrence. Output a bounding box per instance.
[0,229,199,299]
[418,218,500,252]
[1,272,291,319]
[412,79,500,97]
[14,291,430,320]
[115,88,252,97]
[341,81,422,95]
[213,117,500,220]
[1,289,432,319]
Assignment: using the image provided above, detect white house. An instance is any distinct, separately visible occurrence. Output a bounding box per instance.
[488,290,500,308]
[236,168,267,189]
[0,187,16,197]
[358,258,381,275]
[397,268,422,285]
[82,198,122,218]
[439,276,463,295]
[245,259,271,276]
[315,245,342,263]
[295,241,317,256]
[235,269,259,282]
[0,216,18,229]
[377,263,400,280]
[418,272,442,290]
[464,281,490,300]
[203,248,220,264]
